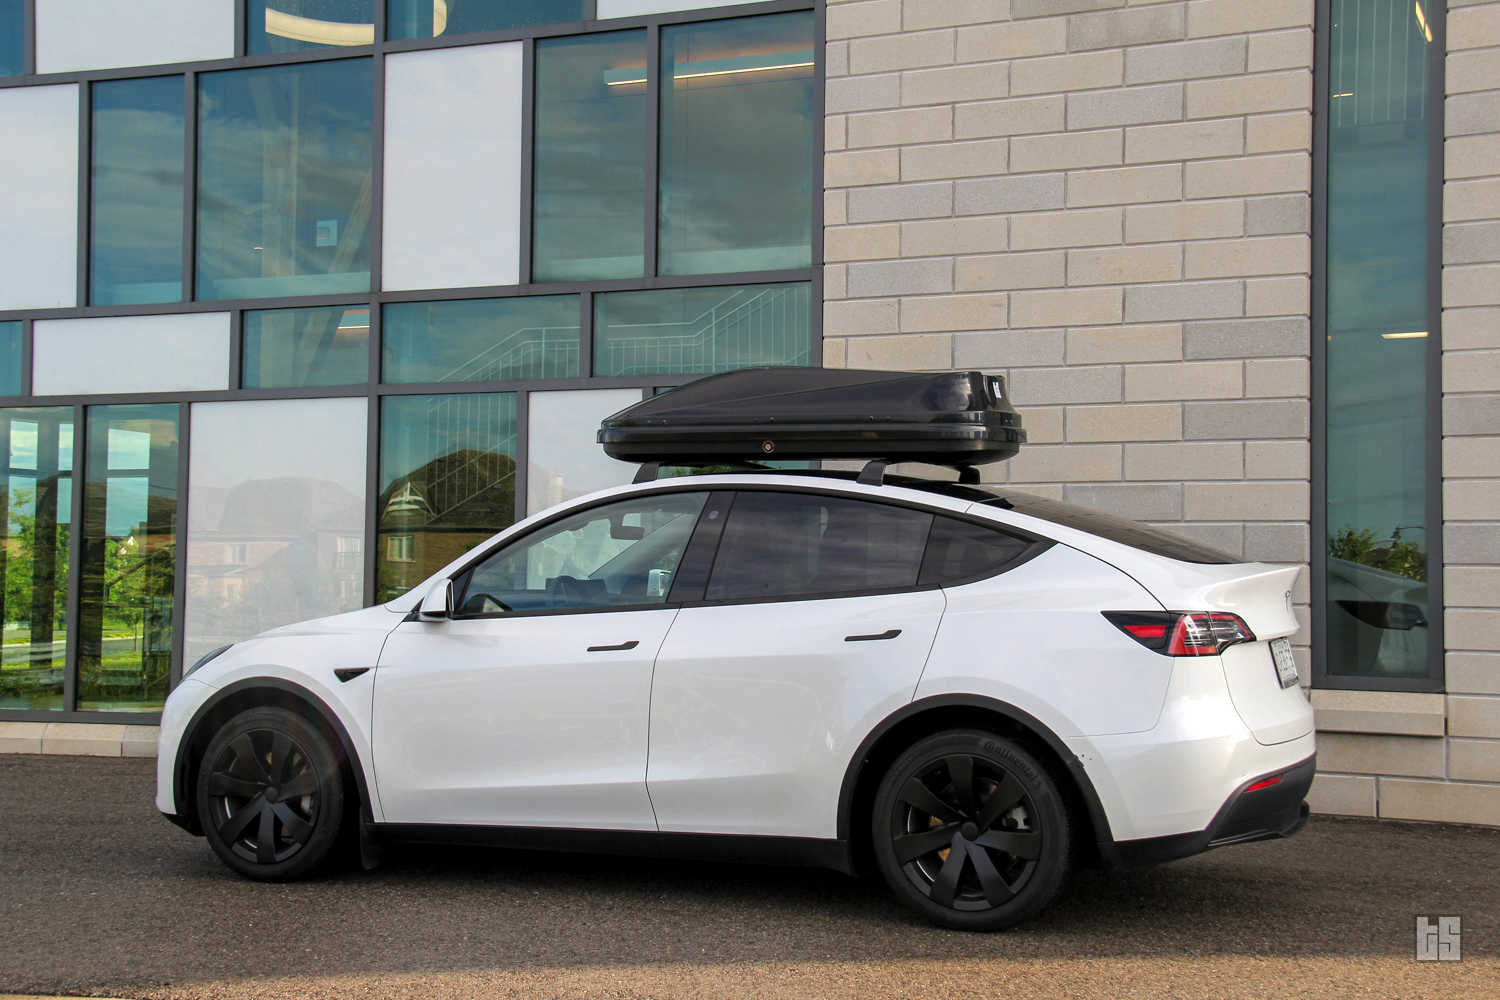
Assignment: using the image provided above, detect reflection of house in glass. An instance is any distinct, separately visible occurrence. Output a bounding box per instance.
[377,448,516,603]
[187,477,364,649]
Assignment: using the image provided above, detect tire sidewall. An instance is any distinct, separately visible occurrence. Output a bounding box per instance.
[872,729,1072,931]
[196,706,345,881]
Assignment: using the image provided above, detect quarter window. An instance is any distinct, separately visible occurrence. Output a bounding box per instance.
[919,517,1033,586]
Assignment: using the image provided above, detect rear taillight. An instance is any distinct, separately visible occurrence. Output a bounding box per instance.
[1245,774,1283,792]
[1104,611,1256,656]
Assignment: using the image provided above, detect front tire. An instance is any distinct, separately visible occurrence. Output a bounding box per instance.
[196,706,345,881]
[872,730,1072,930]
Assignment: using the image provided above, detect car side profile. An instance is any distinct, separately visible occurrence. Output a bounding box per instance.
[156,370,1315,931]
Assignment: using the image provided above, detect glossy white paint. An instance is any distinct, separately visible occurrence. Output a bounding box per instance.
[648,590,945,838]
[1220,641,1316,745]
[372,608,678,829]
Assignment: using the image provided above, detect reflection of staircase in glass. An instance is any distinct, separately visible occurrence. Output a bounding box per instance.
[439,325,579,383]
[603,284,811,376]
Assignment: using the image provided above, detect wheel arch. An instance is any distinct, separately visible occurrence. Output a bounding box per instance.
[171,677,371,835]
[837,695,1114,872]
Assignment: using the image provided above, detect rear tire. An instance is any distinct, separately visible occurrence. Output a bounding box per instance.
[872,729,1072,930]
[196,707,345,881]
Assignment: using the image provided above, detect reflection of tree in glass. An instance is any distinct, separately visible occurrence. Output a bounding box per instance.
[1329,525,1426,582]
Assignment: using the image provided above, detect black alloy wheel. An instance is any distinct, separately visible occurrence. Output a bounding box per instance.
[872,730,1072,930]
[196,706,345,881]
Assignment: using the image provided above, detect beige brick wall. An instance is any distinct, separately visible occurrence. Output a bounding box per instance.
[824,0,1316,652]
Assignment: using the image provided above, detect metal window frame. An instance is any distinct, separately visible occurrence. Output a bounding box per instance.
[1310,0,1446,693]
[0,0,825,722]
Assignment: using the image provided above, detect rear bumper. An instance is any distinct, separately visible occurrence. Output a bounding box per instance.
[1102,754,1315,870]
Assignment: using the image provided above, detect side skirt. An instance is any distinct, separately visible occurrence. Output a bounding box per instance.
[370,823,855,875]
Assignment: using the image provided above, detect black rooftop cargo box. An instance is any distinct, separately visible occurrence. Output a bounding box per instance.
[598,367,1025,469]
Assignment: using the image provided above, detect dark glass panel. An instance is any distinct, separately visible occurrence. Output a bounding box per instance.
[242,305,369,388]
[77,404,178,713]
[383,296,580,384]
[594,282,811,377]
[377,393,516,603]
[388,0,583,40]
[90,76,185,306]
[0,409,73,711]
[0,0,23,77]
[658,12,815,276]
[197,60,373,301]
[0,322,20,397]
[533,31,648,282]
[248,0,374,55]
[1324,0,1435,678]
[705,492,932,601]
[918,518,1031,586]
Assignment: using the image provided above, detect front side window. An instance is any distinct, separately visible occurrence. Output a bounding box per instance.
[460,492,707,614]
[706,492,933,602]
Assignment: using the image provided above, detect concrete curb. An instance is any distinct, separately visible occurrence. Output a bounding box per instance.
[0,721,159,757]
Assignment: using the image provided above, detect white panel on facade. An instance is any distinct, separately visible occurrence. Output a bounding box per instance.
[382,42,523,292]
[528,389,643,514]
[184,397,368,664]
[0,85,79,311]
[35,0,235,74]
[597,0,754,17]
[33,313,231,395]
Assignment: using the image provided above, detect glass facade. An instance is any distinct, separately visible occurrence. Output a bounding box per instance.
[0,0,22,77]
[1322,0,1437,680]
[594,282,812,376]
[243,306,369,388]
[196,59,374,301]
[0,322,21,397]
[249,0,375,55]
[388,0,584,40]
[383,296,580,384]
[90,76,185,307]
[527,389,642,514]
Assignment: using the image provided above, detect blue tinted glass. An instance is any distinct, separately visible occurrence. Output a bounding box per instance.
[0,322,21,396]
[1324,0,1435,679]
[383,296,580,384]
[388,0,582,40]
[594,282,811,377]
[90,76,184,306]
[197,60,373,302]
[0,0,22,77]
[243,306,369,388]
[658,12,814,276]
[248,0,374,55]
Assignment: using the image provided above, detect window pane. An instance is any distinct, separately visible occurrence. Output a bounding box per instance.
[243,306,369,388]
[90,76,184,306]
[184,398,366,665]
[0,85,79,311]
[527,389,642,514]
[35,0,234,74]
[249,0,373,55]
[658,12,814,276]
[1324,0,1434,679]
[0,322,20,396]
[77,404,178,713]
[383,296,579,384]
[388,0,582,40]
[378,393,516,603]
[594,282,811,377]
[0,0,22,76]
[0,409,72,711]
[918,518,1031,586]
[706,492,932,601]
[196,60,373,301]
[460,492,706,614]
[34,314,230,396]
[533,31,648,282]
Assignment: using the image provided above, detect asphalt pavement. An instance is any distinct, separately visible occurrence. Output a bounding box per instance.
[0,754,1496,1000]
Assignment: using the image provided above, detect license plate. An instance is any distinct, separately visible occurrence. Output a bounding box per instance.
[1271,637,1299,689]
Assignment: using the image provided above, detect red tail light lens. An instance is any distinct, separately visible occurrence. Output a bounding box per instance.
[1104,611,1256,656]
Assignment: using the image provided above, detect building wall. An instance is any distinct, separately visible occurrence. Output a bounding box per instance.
[824,0,1500,827]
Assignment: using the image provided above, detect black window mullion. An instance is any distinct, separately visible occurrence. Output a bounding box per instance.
[518,36,535,287]
[169,400,191,687]
[61,402,84,711]
[22,0,33,76]
[369,41,385,296]
[234,0,247,58]
[363,302,381,607]
[75,81,90,308]
[515,388,530,523]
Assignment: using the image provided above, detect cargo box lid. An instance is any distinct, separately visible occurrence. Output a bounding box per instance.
[598,367,1025,467]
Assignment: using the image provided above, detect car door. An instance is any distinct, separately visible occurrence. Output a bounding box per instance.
[645,488,949,839]
[372,490,709,830]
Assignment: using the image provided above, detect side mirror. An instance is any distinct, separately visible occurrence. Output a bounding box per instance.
[418,579,453,620]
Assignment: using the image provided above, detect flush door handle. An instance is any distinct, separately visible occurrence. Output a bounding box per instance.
[587,640,640,652]
[845,629,902,642]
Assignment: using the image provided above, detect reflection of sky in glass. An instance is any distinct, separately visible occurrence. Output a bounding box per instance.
[0,0,21,76]
[90,76,184,306]
[107,427,152,470]
[105,476,149,537]
[527,389,642,514]
[10,421,35,470]
[383,296,580,383]
[389,0,582,39]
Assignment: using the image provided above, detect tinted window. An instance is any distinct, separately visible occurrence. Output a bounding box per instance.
[706,492,932,601]
[919,518,1032,586]
[976,491,1240,565]
[460,492,707,614]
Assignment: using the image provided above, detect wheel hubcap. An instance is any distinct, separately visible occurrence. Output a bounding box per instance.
[206,729,320,865]
[890,753,1041,911]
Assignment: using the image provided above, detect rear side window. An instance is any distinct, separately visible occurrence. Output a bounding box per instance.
[980,492,1241,565]
[705,492,933,601]
[919,517,1033,585]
